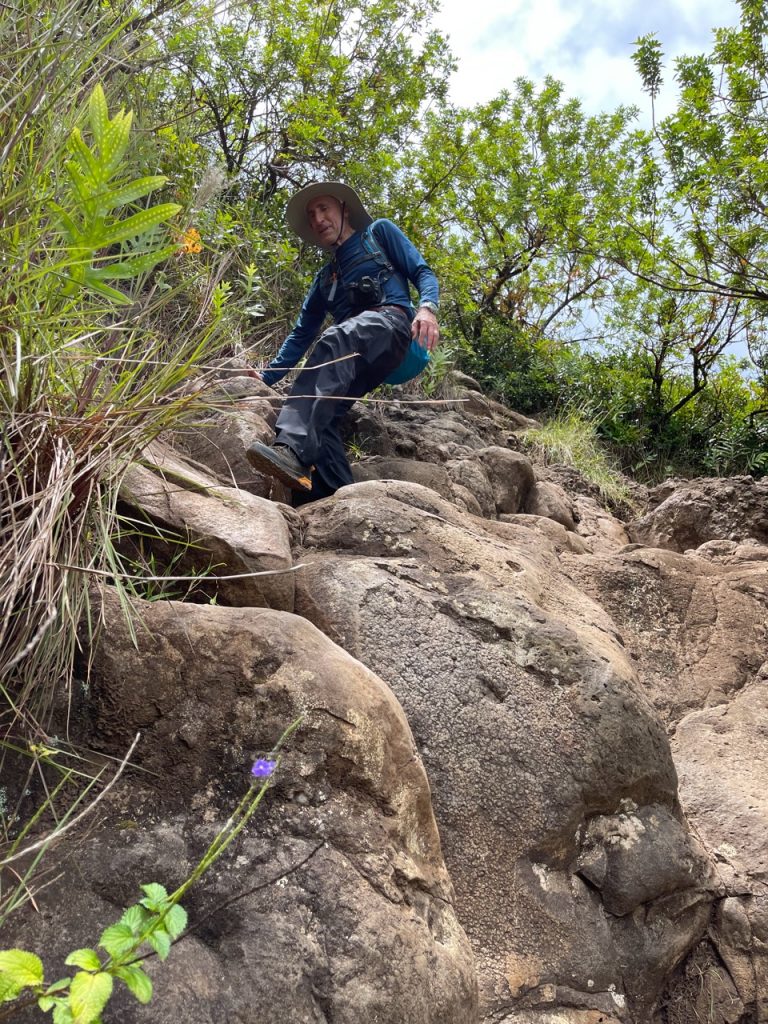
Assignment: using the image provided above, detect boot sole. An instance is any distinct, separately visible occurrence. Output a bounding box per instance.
[246,445,313,491]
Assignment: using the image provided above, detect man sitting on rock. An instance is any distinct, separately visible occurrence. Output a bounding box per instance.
[247,181,440,505]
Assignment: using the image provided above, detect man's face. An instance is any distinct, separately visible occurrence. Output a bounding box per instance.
[306,195,350,247]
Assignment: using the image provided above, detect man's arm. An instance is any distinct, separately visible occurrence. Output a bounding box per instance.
[374,219,440,351]
[260,275,327,386]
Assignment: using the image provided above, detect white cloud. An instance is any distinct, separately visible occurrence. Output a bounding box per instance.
[435,0,742,117]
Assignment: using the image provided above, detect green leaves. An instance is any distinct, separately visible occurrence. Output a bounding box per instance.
[114,966,153,1004]
[633,34,664,101]
[164,904,188,941]
[120,904,151,934]
[98,924,137,959]
[64,950,101,972]
[53,83,182,303]
[69,970,113,1024]
[0,948,44,1000]
[139,882,169,908]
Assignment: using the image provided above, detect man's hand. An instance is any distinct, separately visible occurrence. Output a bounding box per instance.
[412,307,439,352]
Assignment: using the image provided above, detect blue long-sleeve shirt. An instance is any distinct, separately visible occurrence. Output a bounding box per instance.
[261,218,439,386]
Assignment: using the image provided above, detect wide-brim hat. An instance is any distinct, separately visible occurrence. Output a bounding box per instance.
[286,181,372,245]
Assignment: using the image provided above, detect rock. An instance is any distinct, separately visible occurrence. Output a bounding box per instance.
[525,480,577,531]
[446,458,497,517]
[446,370,483,391]
[450,482,485,517]
[576,803,714,916]
[118,442,294,610]
[8,591,478,1024]
[692,538,768,564]
[294,480,712,1021]
[628,476,768,552]
[477,446,536,514]
[351,456,453,498]
[572,497,631,554]
[673,671,768,895]
[498,514,589,555]
[563,546,768,724]
[172,406,275,497]
[455,388,495,417]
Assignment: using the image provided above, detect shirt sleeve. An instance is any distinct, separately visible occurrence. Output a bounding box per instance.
[261,273,328,386]
[374,219,440,309]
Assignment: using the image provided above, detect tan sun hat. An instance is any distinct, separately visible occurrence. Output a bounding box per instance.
[286,181,372,244]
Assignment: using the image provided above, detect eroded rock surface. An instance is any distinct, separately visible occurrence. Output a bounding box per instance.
[629,476,768,552]
[292,479,715,1020]
[119,441,295,610]
[8,592,476,1024]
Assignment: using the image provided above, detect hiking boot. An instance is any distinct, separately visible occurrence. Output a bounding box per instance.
[246,442,313,491]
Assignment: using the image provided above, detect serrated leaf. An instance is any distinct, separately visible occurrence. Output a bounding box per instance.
[52,999,74,1024]
[98,204,181,248]
[65,949,101,972]
[70,971,113,1024]
[120,905,150,935]
[115,965,153,1004]
[163,904,187,941]
[46,978,71,994]
[38,995,56,1011]
[140,883,168,905]
[89,85,109,147]
[146,928,171,961]
[0,974,21,1002]
[0,949,44,989]
[97,923,135,958]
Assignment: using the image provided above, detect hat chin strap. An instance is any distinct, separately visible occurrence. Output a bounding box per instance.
[330,201,347,248]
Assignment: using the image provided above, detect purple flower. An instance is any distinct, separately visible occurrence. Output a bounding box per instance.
[251,758,277,778]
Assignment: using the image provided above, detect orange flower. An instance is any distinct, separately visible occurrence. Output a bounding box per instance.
[179,227,202,254]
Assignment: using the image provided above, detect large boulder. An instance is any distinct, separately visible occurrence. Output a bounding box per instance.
[628,476,768,552]
[524,480,577,531]
[561,538,768,1021]
[572,496,631,554]
[351,455,453,499]
[477,446,536,514]
[118,442,295,610]
[293,479,715,1021]
[173,405,275,497]
[7,591,477,1024]
[446,457,497,517]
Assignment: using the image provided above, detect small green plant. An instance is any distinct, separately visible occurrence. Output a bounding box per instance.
[420,341,456,398]
[0,720,301,1023]
[345,436,369,461]
[52,84,181,304]
[523,408,635,507]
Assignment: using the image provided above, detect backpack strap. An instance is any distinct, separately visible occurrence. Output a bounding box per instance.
[360,223,394,273]
[321,223,395,303]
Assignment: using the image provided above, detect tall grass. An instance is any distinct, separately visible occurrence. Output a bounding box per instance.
[522,408,634,508]
[0,0,228,737]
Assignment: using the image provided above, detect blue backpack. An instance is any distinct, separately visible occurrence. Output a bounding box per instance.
[345,224,431,386]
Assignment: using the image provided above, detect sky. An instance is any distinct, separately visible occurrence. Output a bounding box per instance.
[434,0,742,121]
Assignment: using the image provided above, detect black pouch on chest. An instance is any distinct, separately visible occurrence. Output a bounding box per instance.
[330,225,394,314]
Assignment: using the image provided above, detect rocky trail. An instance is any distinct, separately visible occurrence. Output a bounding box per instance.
[7,365,767,1024]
